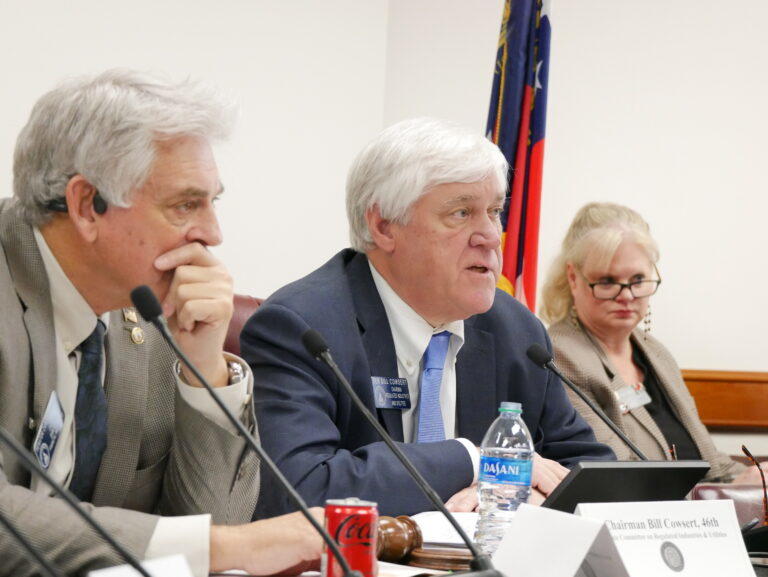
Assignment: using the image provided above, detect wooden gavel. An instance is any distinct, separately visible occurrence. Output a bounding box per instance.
[376,515,423,562]
[377,516,473,570]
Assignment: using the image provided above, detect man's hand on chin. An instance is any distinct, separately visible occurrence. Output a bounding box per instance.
[154,242,233,388]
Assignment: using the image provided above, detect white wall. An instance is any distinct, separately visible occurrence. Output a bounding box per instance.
[0,0,388,298]
[542,0,768,373]
[2,0,766,376]
[383,0,503,129]
[384,0,768,373]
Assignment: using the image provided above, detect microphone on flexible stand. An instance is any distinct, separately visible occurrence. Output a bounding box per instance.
[302,329,503,577]
[0,427,151,577]
[129,286,361,577]
[527,344,767,556]
[740,446,768,557]
[525,343,648,461]
[0,505,64,577]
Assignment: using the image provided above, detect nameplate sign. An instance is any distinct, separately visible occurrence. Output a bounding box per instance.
[492,504,629,577]
[576,500,753,576]
[88,554,193,577]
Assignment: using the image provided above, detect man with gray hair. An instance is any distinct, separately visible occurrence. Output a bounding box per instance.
[242,117,614,519]
[0,70,321,576]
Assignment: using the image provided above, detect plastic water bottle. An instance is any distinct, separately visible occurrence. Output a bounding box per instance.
[474,401,533,555]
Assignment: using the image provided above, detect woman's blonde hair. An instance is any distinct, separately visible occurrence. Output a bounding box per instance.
[540,202,659,325]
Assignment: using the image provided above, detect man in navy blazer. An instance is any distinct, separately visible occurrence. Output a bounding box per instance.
[242,118,614,518]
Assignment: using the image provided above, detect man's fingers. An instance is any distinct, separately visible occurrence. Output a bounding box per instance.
[527,487,546,506]
[154,241,218,271]
[550,462,569,480]
[174,280,233,305]
[532,465,560,494]
[171,264,229,285]
[308,507,325,522]
[175,298,232,332]
[532,454,569,495]
[445,485,478,512]
[162,265,232,319]
[152,243,234,389]
[534,453,569,479]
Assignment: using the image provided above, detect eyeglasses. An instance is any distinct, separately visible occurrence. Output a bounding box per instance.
[580,266,662,301]
[742,445,768,527]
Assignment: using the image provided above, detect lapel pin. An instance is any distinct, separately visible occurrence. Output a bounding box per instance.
[123,309,138,324]
[130,326,145,344]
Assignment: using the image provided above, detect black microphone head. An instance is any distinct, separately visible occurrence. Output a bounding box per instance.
[130,285,163,322]
[526,343,553,368]
[302,329,329,359]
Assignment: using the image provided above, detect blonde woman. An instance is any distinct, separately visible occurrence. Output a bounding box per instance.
[541,202,761,483]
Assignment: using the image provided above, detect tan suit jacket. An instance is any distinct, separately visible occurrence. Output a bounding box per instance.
[549,319,741,482]
[0,200,260,575]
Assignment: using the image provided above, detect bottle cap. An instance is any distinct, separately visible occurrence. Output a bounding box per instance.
[499,401,522,413]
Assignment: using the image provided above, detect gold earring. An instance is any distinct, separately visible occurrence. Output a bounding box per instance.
[570,305,579,328]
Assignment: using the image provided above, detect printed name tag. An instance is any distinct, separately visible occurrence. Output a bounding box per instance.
[371,376,411,410]
[616,383,652,413]
[33,391,64,470]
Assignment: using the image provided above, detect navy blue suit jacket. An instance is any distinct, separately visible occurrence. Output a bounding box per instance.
[242,250,614,517]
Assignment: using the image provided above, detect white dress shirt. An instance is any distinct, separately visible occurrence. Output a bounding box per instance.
[33,229,251,577]
[369,262,480,481]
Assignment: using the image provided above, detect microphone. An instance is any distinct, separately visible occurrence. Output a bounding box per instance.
[302,329,503,577]
[526,343,648,461]
[0,427,151,577]
[740,446,768,556]
[130,285,163,319]
[130,286,360,577]
[0,507,64,577]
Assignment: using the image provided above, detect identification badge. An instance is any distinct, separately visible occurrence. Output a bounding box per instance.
[32,391,64,470]
[615,382,652,414]
[371,376,411,410]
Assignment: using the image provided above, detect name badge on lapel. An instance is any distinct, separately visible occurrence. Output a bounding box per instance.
[371,376,411,410]
[32,391,64,470]
[615,382,652,414]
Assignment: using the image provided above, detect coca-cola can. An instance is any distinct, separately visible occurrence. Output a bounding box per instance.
[323,497,378,577]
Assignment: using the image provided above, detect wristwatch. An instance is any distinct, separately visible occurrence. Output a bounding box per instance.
[175,359,245,386]
[227,360,245,385]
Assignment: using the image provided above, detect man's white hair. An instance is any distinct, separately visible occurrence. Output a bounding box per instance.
[345,117,509,252]
[13,68,236,225]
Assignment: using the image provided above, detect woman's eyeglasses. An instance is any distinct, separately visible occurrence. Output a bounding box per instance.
[580,264,662,301]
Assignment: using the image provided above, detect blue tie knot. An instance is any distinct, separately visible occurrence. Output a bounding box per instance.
[424,331,451,371]
[81,320,106,356]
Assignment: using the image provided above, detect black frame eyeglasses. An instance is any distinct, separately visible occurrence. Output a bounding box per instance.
[581,265,662,301]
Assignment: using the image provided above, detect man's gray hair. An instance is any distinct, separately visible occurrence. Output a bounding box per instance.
[346,117,508,252]
[13,68,236,225]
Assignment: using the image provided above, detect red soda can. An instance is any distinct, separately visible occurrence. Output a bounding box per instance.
[323,498,378,577]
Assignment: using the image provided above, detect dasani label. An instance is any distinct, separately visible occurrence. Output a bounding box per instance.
[479,456,532,485]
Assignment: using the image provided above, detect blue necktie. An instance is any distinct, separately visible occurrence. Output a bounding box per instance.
[417,331,451,443]
[69,321,108,502]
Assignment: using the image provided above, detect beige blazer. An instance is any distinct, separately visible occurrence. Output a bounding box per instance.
[0,199,260,575]
[548,319,741,482]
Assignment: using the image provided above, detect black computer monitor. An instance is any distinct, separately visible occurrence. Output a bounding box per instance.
[543,460,711,513]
